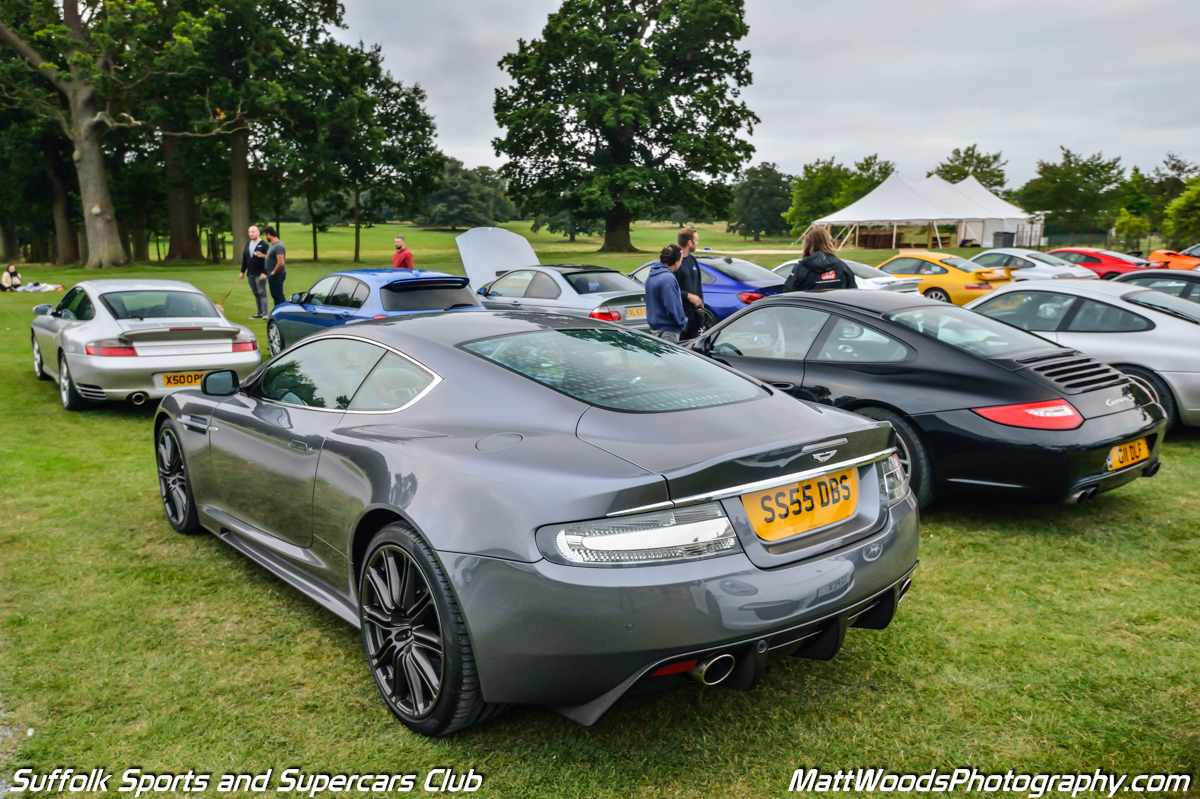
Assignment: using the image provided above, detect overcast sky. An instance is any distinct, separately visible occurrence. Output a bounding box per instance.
[338,0,1199,188]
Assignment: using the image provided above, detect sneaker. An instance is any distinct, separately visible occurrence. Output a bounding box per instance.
[249,313,263,319]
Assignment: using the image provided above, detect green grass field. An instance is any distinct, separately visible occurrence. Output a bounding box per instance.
[1,227,1197,797]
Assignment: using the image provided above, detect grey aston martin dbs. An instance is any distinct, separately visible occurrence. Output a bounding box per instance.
[154,311,919,736]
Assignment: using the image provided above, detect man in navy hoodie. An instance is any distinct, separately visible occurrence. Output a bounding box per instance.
[645,244,687,343]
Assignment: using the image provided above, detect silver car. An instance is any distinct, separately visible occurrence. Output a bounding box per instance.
[969,248,1098,281]
[457,227,649,329]
[966,279,1200,428]
[30,279,261,410]
[773,259,922,293]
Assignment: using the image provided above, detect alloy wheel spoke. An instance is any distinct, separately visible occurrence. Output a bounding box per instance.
[411,626,442,656]
[405,590,433,624]
[170,485,187,520]
[385,551,405,610]
[370,637,397,670]
[402,651,428,712]
[362,604,392,628]
[367,567,394,612]
[409,644,441,694]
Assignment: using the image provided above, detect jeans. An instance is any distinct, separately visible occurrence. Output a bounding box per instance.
[651,329,681,344]
[248,274,268,316]
[267,272,286,307]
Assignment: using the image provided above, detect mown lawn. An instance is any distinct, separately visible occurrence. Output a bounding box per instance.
[0,227,1197,796]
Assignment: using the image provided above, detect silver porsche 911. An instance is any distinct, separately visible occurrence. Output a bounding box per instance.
[154,310,919,736]
[30,279,261,410]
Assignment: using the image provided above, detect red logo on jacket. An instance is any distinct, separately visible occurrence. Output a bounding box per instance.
[821,270,837,281]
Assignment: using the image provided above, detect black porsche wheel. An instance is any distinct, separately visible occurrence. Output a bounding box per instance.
[267,321,284,357]
[1118,365,1177,432]
[360,522,506,736]
[58,357,87,411]
[923,288,951,303]
[156,422,201,534]
[856,406,936,508]
[32,335,49,380]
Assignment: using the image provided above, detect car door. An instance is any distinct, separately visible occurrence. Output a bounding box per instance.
[968,289,1079,343]
[480,270,535,310]
[206,336,387,548]
[705,306,831,397]
[42,287,95,377]
[801,316,914,405]
[328,276,370,321]
[276,275,340,343]
[34,287,79,376]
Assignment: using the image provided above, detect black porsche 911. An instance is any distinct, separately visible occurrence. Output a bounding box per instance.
[690,290,1166,507]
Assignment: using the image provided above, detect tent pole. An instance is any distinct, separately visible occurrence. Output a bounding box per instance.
[934,222,943,249]
[892,223,897,249]
[792,224,813,247]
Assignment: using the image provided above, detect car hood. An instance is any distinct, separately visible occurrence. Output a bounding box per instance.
[456,227,540,291]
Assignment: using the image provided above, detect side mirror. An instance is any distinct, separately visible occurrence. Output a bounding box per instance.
[289,293,303,303]
[201,370,240,397]
[32,304,52,316]
[477,286,489,296]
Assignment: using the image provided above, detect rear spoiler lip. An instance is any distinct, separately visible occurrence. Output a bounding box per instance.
[971,266,1015,281]
[119,325,240,340]
[384,276,470,291]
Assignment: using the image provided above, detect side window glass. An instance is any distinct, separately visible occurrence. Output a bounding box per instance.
[305,276,340,306]
[58,288,81,319]
[1054,252,1079,263]
[813,318,909,363]
[259,338,384,409]
[1082,255,1102,265]
[350,281,370,308]
[629,266,649,285]
[525,272,562,300]
[74,292,95,321]
[1127,278,1189,298]
[973,291,1075,332]
[711,306,831,360]
[973,253,1004,267]
[329,279,366,309]
[1008,257,1032,269]
[1065,300,1151,333]
[699,268,717,285]
[488,271,535,298]
[348,352,437,411]
[883,258,919,275]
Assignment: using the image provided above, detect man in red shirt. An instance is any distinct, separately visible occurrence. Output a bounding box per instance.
[392,236,414,269]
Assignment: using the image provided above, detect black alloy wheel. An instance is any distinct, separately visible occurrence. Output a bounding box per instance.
[855,406,936,508]
[1117,366,1177,432]
[58,357,87,411]
[32,335,49,380]
[923,288,951,303]
[359,522,506,736]
[156,422,201,534]
[266,321,284,357]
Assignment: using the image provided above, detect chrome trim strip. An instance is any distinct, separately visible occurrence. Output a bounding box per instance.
[802,437,847,453]
[179,414,214,432]
[605,500,675,518]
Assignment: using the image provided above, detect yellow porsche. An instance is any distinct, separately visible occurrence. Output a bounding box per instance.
[878,252,1012,305]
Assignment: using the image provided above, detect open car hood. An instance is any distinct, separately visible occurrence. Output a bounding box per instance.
[456,227,540,291]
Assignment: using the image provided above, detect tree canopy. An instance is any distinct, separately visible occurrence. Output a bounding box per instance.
[1015,147,1125,236]
[783,155,894,236]
[928,145,1007,190]
[727,162,791,241]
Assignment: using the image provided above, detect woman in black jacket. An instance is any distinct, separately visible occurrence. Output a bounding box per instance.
[784,227,857,292]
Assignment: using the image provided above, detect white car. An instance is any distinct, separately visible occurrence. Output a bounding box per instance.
[30,279,261,410]
[772,259,922,293]
[969,248,1098,281]
[966,279,1200,429]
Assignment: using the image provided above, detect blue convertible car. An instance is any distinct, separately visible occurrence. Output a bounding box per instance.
[266,269,481,356]
[629,255,786,322]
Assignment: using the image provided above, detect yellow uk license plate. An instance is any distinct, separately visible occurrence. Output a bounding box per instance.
[741,469,859,542]
[626,305,647,319]
[1106,438,1148,471]
[161,372,205,388]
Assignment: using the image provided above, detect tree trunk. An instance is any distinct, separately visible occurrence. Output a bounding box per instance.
[599,205,637,252]
[67,89,128,268]
[230,125,251,266]
[353,187,361,263]
[163,137,203,260]
[306,191,319,261]
[44,142,80,264]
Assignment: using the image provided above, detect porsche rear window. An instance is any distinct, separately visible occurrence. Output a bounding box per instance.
[101,291,220,319]
[463,329,763,412]
[886,305,1054,358]
[564,270,642,295]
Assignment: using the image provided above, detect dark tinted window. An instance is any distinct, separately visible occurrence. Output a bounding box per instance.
[350,280,370,307]
[329,278,367,309]
[973,291,1076,332]
[347,352,436,411]
[379,283,481,313]
[972,253,1007,267]
[882,257,923,275]
[887,305,1053,358]
[699,257,778,282]
[63,288,96,321]
[813,318,909,362]
[463,328,762,412]
[100,291,215,319]
[712,306,830,360]
[305,276,340,305]
[488,271,535,298]
[525,272,562,299]
[259,338,384,409]
[1064,300,1151,333]
[564,270,640,294]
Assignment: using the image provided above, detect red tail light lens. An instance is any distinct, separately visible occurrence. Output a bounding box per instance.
[231,341,258,352]
[85,339,137,357]
[963,283,994,290]
[590,309,621,322]
[374,314,388,319]
[972,399,1082,430]
[737,292,765,304]
[651,660,697,677]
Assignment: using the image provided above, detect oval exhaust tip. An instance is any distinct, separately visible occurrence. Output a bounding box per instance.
[690,653,736,686]
[130,392,148,406]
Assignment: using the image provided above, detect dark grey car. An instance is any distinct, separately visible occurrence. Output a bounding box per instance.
[154,311,919,736]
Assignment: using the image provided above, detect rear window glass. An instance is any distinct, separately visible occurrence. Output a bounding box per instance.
[380,284,481,313]
[564,270,642,295]
[1099,250,1148,264]
[1123,289,1200,324]
[886,305,1054,358]
[1027,252,1074,266]
[463,328,762,412]
[699,257,779,282]
[941,257,979,272]
[101,291,219,319]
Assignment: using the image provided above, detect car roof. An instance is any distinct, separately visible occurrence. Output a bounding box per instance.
[760,288,940,316]
[321,309,612,349]
[1114,268,1200,281]
[1049,246,1101,253]
[886,251,958,263]
[986,278,1141,300]
[538,264,619,274]
[77,279,204,293]
[979,248,1047,257]
[327,268,458,286]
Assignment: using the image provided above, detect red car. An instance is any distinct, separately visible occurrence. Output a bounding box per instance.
[1048,247,1160,279]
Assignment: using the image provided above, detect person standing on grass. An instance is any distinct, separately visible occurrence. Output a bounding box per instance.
[676,227,706,337]
[645,244,687,343]
[263,227,288,308]
[393,236,414,269]
[238,225,270,318]
[784,226,857,292]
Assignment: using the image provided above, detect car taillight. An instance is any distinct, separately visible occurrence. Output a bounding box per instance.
[590,309,621,322]
[374,314,388,319]
[963,283,994,290]
[737,292,765,304]
[231,341,258,352]
[85,339,137,357]
[972,399,1083,430]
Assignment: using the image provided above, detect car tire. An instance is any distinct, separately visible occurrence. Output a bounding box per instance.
[267,321,284,357]
[156,421,202,534]
[32,334,50,380]
[1101,272,1118,280]
[923,288,951,303]
[855,406,936,508]
[58,356,88,411]
[359,522,507,736]
[1117,365,1178,432]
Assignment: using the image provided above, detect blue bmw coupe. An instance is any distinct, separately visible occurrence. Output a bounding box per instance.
[629,255,786,322]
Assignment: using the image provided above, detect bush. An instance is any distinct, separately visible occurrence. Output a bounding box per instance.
[1164,178,1200,249]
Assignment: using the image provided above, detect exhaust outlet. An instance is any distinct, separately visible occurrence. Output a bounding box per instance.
[689,653,736,686]
[130,392,148,406]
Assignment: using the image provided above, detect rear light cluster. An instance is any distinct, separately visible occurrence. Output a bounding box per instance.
[589,309,621,322]
[85,339,137,357]
[879,453,910,506]
[972,399,1082,430]
[962,283,994,291]
[232,331,258,352]
[538,502,740,566]
[737,292,765,304]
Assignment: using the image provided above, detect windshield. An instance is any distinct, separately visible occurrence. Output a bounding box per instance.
[1099,250,1149,264]
[886,305,1055,358]
[380,283,481,313]
[699,257,780,283]
[1027,253,1075,266]
[848,262,889,279]
[101,291,219,319]
[1123,289,1200,324]
[1182,243,1200,257]
[942,257,981,273]
[563,270,642,295]
[463,328,763,412]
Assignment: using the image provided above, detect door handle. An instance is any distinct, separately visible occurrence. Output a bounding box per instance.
[288,439,309,451]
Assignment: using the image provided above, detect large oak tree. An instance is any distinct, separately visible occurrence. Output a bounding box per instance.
[493,0,757,252]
